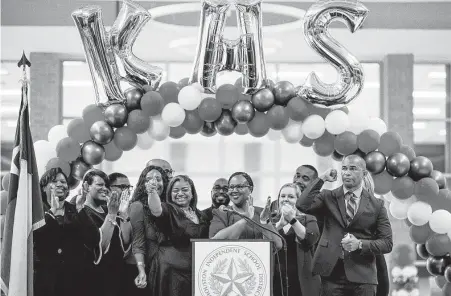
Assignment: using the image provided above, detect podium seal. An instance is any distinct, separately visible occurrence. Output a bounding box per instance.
[198,245,267,296]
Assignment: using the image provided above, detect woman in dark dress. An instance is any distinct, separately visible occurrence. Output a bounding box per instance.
[272,183,321,296]
[147,175,210,296]
[129,165,169,292]
[34,168,86,296]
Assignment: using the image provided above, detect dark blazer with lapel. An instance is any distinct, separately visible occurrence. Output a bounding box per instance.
[296,179,393,285]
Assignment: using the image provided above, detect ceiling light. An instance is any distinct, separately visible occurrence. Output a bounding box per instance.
[428,72,446,79]
[0,89,21,96]
[413,108,441,115]
[412,91,446,99]
[439,129,447,136]
[413,122,426,129]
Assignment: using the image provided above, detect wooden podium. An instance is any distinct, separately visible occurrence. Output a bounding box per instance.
[192,240,273,296]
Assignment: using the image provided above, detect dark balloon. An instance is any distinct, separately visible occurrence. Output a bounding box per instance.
[182,110,204,134]
[113,127,137,151]
[286,96,310,122]
[378,131,402,157]
[332,151,344,162]
[125,88,143,111]
[266,79,276,92]
[364,151,386,174]
[90,121,114,145]
[426,234,451,257]
[158,81,180,105]
[300,136,315,148]
[169,126,186,139]
[400,145,416,161]
[67,118,90,143]
[235,124,248,135]
[445,266,451,283]
[267,105,289,130]
[313,132,335,157]
[67,174,80,190]
[436,275,447,288]
[426,256,451,276]
[273,81,295,106]
[351,149,367,159]
[82,104,104,128]
[247,112,269,138]
[386,153,410,177]
[198,97,222,122]
[373,171,394,195]
[334,131,358,156]
[81,141,105,165]
[231,100,255,123]
[214,110,237,136]
[178,77,190,88]
[416,244,429,259]
[70,158,92,181]
[103,141,123,162]
[409,156,434,181]
[216,84,240,109]
[252,88,275,112]
[104,104,128,128]
[410,224,434,244]
[140,91,165,117]
[431,170,448,190]
[200,122,217,137]
[127,110,151,134]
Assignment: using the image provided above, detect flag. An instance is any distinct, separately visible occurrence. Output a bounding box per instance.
[1,66,45,296]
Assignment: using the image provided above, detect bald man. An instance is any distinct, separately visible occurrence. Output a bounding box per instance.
[202,178,230,222]
[146,159,174,179]
[296,155,393,296]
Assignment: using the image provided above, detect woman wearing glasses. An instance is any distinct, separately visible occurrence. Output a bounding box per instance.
[146,175,209,296]
[129,165,169,294]
[272,183,321,296]
[209,172,283,250]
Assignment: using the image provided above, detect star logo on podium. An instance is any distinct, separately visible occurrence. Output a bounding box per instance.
[211,258,254,296]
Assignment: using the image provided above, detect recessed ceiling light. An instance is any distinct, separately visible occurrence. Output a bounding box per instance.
[439,129,447,136]
[428,72,446,79]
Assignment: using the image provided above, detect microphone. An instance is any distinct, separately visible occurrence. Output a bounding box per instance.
[218,204,289,296]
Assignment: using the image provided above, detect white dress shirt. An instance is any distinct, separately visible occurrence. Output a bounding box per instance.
[343,183,364,212]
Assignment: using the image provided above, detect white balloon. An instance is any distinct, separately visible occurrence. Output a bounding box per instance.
[367,117,387,135]
[48,125,68,147]
[429,209,451,234]
[389,197,416,220]
[136,133,155,150]
[267,129,281,141]
[282,122,303,144]
[149,116,170,141]
[178,86,203,111]
[191,82,204,93]
[325,110,350,135]
[347,106,369,135]
[301,115,325,140]
[161,103,186,127]
[407,201,432,226]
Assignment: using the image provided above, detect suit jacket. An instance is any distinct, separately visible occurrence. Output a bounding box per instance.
[209,207,264,239]
[296,179,393,285]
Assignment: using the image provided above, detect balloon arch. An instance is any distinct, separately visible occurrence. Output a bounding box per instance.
[2,0,451,294]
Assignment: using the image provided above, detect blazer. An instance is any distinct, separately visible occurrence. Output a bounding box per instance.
[296,179,393,285]
[209,207,264,239]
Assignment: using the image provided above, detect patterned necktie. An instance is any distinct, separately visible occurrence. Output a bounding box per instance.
[346,192,357,225]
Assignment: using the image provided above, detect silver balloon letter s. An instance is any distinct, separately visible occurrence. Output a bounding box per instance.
[72,6,125,106]
[299,1,369,107]
[190,0,267,95]
[72,0,163,106]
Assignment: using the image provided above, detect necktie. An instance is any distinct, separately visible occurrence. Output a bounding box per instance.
[346,192,357,225]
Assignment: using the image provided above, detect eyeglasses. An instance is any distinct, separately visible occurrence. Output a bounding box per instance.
[111,185,133,190]
[165,169,175,176]
[342,167,363,172]
[213,186,229,192]
[228,185,250,191]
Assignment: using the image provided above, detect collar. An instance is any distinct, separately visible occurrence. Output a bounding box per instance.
[343,183,364,199]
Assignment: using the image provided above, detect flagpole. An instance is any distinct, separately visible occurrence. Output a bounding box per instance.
[18,52,31,111]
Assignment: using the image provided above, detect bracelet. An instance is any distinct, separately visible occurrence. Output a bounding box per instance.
[289,218,298,225]
[107,217,118,226]
[137,262,145,267]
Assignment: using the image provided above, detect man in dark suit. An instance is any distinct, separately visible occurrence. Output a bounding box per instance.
[202,178,230,222]
[296,155,393,296]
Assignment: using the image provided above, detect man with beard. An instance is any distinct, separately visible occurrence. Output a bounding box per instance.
[202,178,230,222]
[145,159,174,179]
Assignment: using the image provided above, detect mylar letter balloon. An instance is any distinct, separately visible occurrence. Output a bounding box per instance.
[386,153,410,177]
[104,104,128,128]
[90,121,114,145]
[231,100,255,124]
[81,141,105,165]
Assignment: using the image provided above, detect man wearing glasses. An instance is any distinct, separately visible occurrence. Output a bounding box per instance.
[296,155,393,296]
[145,159,174,179]
[202,178,230,222]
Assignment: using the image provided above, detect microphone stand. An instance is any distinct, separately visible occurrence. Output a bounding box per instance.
[223,207,289,296]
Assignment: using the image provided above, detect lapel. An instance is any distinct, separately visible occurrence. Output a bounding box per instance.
[349,189,371,227]
[333,187,347,227]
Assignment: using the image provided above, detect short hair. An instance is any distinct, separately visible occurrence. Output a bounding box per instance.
[83,169,110,188]
[300,165,318,179]
[40,168,68,211]
[228,172,254,192]
[108,172,128,184]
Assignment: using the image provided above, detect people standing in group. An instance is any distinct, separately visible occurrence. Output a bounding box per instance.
[202,178,230,222]
[296,155,393,296]
[209,172,283,250]
[146,175,209,296]
[129,165,170,293]
[76,169,132,296]
[34,168,86,296]
[272,183,321,296]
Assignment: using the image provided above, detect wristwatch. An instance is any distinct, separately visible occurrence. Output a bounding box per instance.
[289,218,297,225]
[358,240,363,249]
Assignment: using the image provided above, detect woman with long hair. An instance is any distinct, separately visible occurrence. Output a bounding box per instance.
[147,175,209,296]
[363,174,390,296]
[34,168,86,296]
[272,183,321,296]
[129,165,169,293]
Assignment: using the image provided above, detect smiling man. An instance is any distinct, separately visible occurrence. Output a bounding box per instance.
[202,178,230,222]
